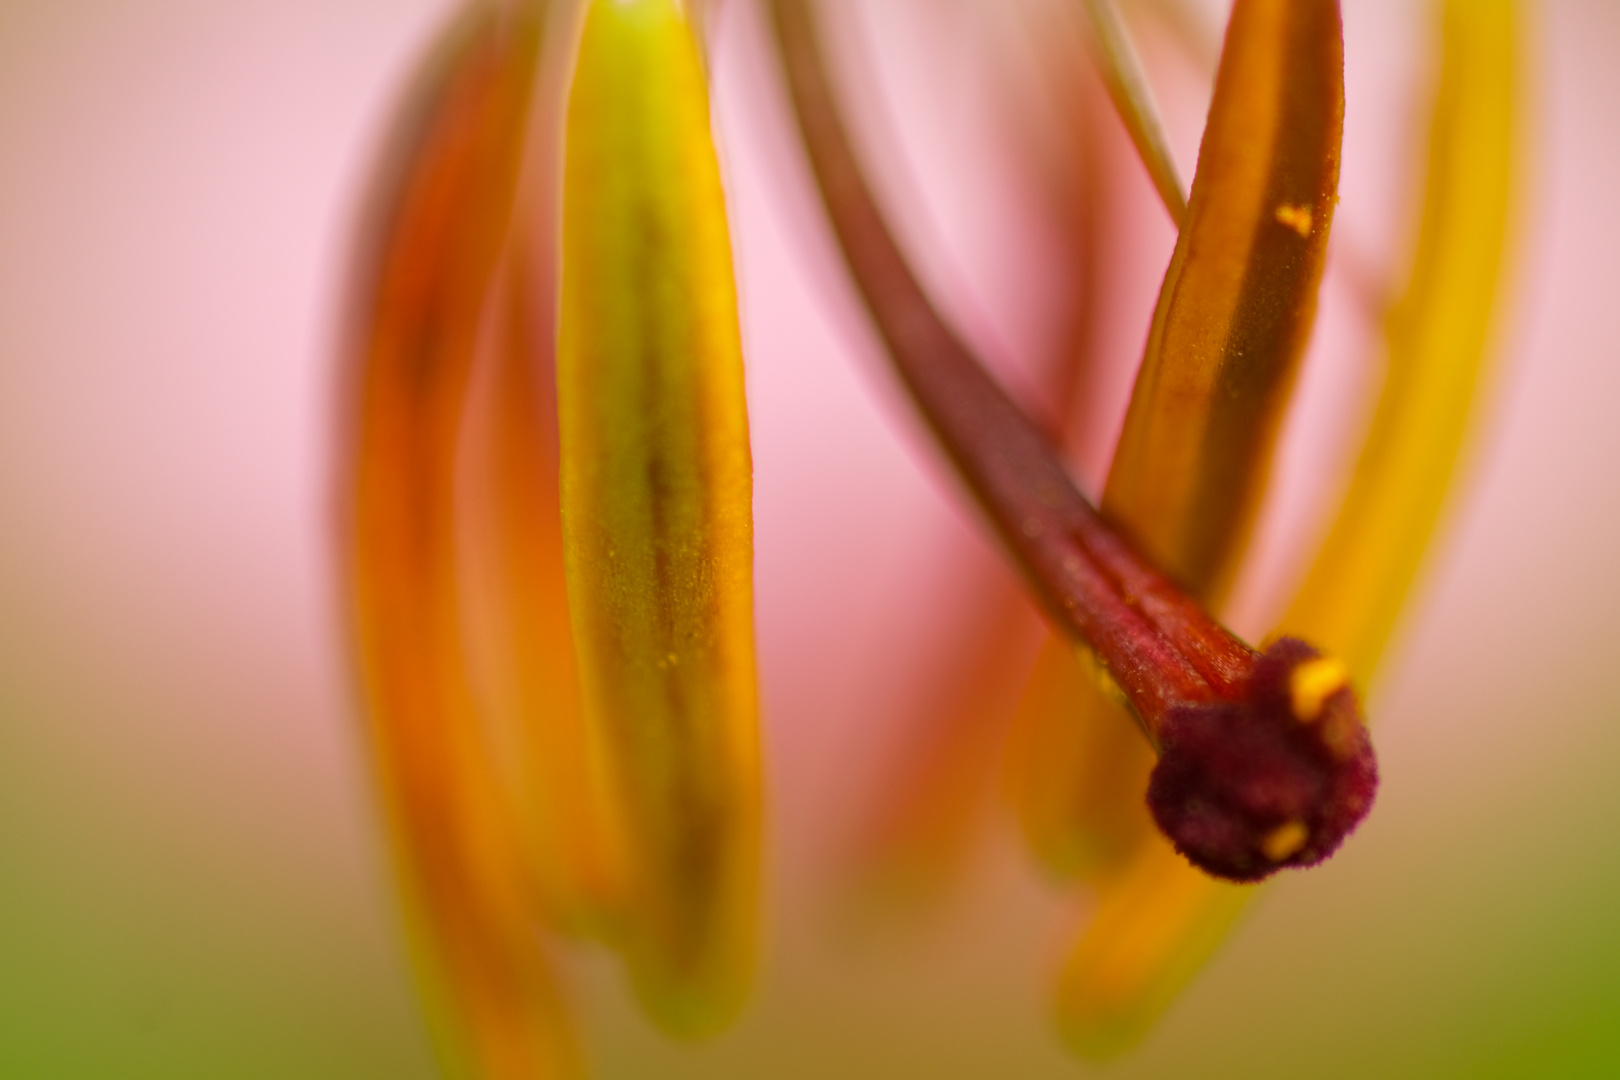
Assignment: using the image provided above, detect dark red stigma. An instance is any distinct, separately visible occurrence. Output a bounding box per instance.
[1146,638,1379,883]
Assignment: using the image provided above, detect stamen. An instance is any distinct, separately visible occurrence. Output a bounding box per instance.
[768,0,1376,883]
[560,0,761,1036]
[1105,0,1344,601]
[1141,0,1392,320]
[1079,0,1188,222]
[344,4,583,1073]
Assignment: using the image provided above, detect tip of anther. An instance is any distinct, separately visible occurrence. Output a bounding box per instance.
[1145,638,1378,883]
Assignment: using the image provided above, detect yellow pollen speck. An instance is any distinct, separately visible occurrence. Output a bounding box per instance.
[1290,656,1349,722]
[1274,203,1313,237]
[1262,821,1309,863]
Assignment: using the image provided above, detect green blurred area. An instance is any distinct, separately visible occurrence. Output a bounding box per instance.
[0,627,438,1079]
[5,587,1618,1079]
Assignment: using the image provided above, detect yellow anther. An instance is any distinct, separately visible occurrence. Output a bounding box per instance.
[561,0,761,1036]
[1289,656,1349,722]
[1274,203,1314,237]
[1261,820,1309,863]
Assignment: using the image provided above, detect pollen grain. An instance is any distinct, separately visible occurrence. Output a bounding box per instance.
[1289,656,1349,722]
[1274,203,1314,237]
[1262,820,1309,863]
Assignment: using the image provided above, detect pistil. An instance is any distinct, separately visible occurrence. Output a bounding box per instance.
[768,0,1376,882]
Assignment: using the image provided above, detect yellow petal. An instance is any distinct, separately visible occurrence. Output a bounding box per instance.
[559,0,761,1038]
[1282,0,1519,684]
[345,4,580,1077]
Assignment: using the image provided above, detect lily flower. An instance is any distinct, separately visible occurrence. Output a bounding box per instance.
[340,0,1517,1075]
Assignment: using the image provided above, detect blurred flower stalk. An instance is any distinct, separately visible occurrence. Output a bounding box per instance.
[338,0,1518,1075]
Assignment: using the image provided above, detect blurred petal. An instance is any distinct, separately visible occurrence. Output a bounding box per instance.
[1283,0,1520,683]
[559,0,762,1038]
[344,3,580,1077]
[457,239,628,937]
[842,35,1123,910]
[1054,837,1250,1059]
[1007,636,1155,879]
[846,581,1043,913]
